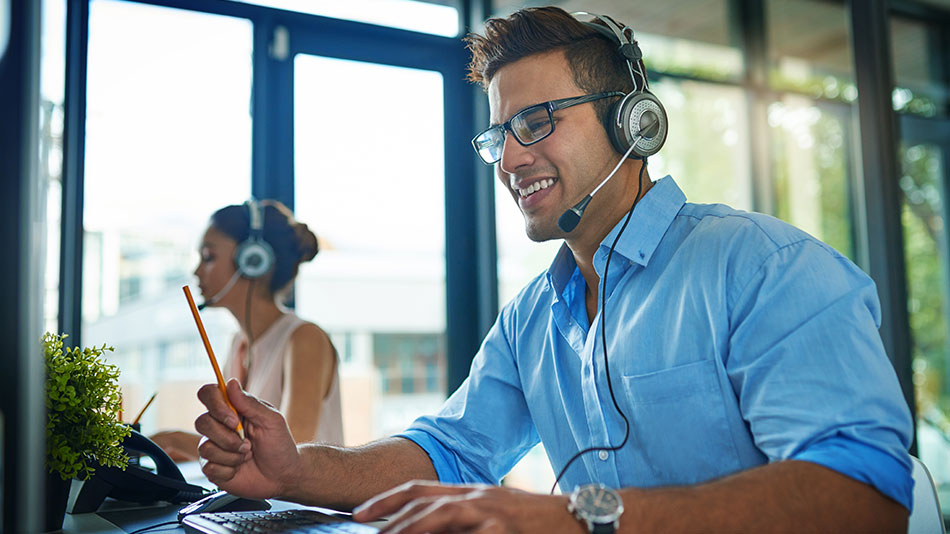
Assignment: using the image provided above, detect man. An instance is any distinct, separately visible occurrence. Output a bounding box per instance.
[195,7,913,533]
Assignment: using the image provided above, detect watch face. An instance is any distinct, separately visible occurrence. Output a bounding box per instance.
[573,485,623,522]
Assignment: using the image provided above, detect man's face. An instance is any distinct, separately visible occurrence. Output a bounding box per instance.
[488,50,618,242]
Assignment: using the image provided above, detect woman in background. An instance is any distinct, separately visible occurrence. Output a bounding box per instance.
[152,199,343,461]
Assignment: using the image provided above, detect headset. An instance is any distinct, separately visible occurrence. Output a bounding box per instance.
[556,12,669,234]
[196,200,276,311]
[234,199,275,279]
[551,12,665,492]
[576,11,668,160]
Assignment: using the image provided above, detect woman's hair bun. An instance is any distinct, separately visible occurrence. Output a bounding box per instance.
[293,222,319,263]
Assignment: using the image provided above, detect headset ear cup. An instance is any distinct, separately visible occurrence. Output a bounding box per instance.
[604,97,628,157]
[234,239,275,279]
[608,91,668,159]
[235,199,276,280]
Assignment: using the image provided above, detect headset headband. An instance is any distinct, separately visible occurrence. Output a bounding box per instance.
[247,198,263,238]
[573,11,648,92]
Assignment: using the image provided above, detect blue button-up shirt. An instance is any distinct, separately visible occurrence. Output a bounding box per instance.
[399,176,913,510]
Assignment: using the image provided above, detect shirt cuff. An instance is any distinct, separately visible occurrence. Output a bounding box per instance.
[396,429,464,484]
[791,436,913,511]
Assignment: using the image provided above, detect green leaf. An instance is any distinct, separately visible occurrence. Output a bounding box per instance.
[43,332,129,480]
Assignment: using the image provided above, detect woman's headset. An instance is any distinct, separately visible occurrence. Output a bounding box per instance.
[233,199,275,279]
[575,12,668,159]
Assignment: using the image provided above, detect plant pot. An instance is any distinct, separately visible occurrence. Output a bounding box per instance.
[44,471,71,532]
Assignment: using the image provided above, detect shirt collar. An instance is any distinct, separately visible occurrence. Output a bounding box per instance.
[546,242,578,299]
[599,175,685,268]
[546,175,686,291]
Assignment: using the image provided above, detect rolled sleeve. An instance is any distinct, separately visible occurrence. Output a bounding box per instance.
[396,429,466,483]
[792,436,913,509]
[397,307,540,485]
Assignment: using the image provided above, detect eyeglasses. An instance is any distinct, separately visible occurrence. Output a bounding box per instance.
[471,92,624,164]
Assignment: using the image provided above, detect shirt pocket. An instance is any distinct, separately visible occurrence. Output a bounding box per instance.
[621,358,741,486]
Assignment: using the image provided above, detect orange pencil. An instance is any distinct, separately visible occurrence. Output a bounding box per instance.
[182,285,245,439]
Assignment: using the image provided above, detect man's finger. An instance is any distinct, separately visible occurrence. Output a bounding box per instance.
[194,411,247,453]
[200,458,238,486]
[197,435,249,467]
[227,379,262,415]
[196,383,240,429]
[375,496,444,533]
[380,496,485,534]
[353,482,479,522]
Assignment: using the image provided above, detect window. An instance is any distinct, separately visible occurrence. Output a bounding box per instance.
[293,55,447,445]
[892,11,950,517]
[238,0,458,36]
[41,0,66,335]
[650,78,752,209]
[491,0,742,81]
[766,0,856,103]
[765,0,857,260]
[374,333,445,395]
[81,0,253,431]
[768,97,855,259]
[901,141,950,507]
[891,17,948,117]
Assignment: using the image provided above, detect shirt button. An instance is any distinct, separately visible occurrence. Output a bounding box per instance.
[598,450,609,461]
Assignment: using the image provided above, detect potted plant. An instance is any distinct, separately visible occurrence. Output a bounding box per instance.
[43,332,130,532]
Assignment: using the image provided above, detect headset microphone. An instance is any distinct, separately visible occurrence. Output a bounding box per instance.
[196,270,242,311]
[556,116,657,233]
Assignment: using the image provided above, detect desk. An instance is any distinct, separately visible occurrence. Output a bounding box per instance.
[62,496,317,534]
[63,500,188,534]
[61,459,201,533]
[60,461,364,534]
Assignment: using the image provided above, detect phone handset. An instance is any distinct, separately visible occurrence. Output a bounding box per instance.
[123,428,187,482]
[70,428,211,513]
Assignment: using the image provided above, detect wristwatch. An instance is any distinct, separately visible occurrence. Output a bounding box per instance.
[568,483,624,534]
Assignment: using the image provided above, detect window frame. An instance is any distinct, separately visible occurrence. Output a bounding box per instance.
[59,0,493,394]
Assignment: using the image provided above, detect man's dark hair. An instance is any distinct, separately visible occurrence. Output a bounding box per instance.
[465,6,643,124]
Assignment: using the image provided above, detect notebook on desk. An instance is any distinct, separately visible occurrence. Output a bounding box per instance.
[182,508,380,534]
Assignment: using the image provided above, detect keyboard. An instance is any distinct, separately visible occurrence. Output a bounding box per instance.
[182,509,380,534]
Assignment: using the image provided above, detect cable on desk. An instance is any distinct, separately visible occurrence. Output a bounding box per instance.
[127,519,180,534]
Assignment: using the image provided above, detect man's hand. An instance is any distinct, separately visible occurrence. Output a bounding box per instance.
[352,481,584,534]
[194,379,303,499]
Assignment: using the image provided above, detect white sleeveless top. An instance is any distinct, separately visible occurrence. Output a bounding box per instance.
[222,313,343,445]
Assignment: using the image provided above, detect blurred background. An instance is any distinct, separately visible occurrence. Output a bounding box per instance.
[3,0,949,529]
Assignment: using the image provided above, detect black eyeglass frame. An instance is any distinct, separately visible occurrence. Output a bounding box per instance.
[471,91,624,164]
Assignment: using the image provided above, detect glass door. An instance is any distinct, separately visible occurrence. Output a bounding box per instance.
[899,114,950,517]
[294,55,447,445]
[285,18,470,446]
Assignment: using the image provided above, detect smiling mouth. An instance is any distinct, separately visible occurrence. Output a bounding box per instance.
[514,178,557,198]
